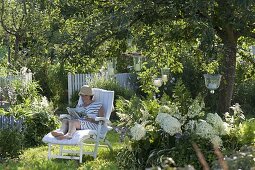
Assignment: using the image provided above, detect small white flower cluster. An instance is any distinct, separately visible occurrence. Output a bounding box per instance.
[130,123,146,141]
[206,113,229,135]
[31,96,50,110]
[159,104,179,116]
[230,103,243,115]
[41,96,49,108]
[156,113,182,136]
[187,97,205,119]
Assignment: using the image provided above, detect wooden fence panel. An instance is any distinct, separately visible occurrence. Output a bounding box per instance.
[115,73,135,89]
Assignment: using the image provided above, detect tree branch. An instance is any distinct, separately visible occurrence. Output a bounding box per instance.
[0,0,15,35]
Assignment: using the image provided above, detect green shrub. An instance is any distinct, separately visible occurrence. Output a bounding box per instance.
[238,118,255,145]
[87,75,136,100]
[7,96,59,147]
[69,90,79,107]
[0,127,25,158]
[3,79,60,147]
[234,80,255,116]
[23,110,58,147]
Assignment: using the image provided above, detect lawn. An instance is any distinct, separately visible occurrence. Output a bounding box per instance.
[0,131,123,170]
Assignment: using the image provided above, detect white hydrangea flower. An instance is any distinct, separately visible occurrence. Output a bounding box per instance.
[155,113,169,124]
[130,123,146,141]
[210,135,223,148]
[206,113,229,135]
[156,113,182,136]
[195,120,217,139]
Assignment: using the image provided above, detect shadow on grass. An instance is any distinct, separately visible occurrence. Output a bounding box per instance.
[0,131,124,170]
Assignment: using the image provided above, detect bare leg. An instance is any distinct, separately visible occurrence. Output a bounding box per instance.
[57,120,81,140]
[51,119,68,137]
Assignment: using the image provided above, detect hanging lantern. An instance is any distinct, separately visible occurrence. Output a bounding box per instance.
[153,77,162,88]
[161,67,170,84]
[250,46,255,55]
[132,53,143,72]
[203,74,222,94]
[107,58,117,76]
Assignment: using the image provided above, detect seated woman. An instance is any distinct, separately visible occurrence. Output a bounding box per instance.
[51,85,105,140]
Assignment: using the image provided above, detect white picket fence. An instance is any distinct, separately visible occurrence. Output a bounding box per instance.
[67,72,134,104]
[0,115,23,130]
[0,72,33,107]
[0,72,33,87]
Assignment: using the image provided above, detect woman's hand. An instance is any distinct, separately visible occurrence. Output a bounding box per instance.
[86,117,94,122]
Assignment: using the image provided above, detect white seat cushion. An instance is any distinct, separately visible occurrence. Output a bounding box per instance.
[42,130,97,145]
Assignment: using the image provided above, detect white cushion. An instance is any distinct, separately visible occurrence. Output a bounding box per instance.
[42,130,96,145]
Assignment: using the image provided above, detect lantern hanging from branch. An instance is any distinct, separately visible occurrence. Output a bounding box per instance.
[161,67,170,84]
[107,58,117,76]
[203,74,222,94]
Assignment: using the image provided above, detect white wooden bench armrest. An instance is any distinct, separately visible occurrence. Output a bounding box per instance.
[95,117,111,124]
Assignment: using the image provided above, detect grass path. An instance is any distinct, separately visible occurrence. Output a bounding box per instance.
[0,131,124,170]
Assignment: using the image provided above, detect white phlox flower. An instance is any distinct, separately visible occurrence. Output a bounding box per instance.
[184,120,197,132]
[41,96,49,108]
[32,98,40,107]
[156,113,182,136]
[140,108,150,121]
[230,103,243,115]
[130,123,146,141]
[224,112,234,124]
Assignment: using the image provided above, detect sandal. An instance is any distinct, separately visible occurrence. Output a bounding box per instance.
[56,134,73,140]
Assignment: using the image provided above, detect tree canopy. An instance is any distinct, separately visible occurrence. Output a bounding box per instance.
[0,0,255,113]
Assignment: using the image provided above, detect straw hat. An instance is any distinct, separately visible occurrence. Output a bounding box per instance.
[79,85,93,96]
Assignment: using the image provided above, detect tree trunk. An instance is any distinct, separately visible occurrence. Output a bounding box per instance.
[218,29,237,114]
[14,34,20,61]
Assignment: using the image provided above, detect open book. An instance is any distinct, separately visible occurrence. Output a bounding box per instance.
[59,107,86,120]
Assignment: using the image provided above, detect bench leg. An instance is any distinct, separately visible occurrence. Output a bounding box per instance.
[48,144,52,160]
[79,144,83,163]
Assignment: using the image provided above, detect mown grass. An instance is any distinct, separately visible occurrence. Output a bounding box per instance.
[0,131,124,170]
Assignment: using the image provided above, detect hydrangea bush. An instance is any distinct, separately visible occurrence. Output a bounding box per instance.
[116,93,250,169]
